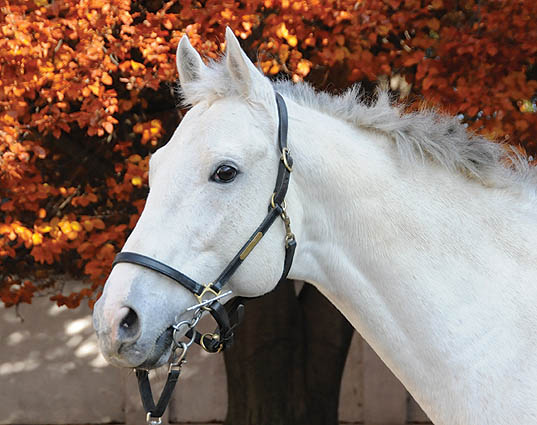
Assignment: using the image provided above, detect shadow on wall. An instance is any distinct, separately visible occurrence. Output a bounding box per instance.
[0,283,230,425]
[0,282,430,425]
[0,292,123,425]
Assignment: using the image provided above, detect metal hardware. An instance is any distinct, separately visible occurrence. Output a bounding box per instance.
[270,192,295,247]
[281,147,293,172]
[169,341,189,371]
[146,412,162,425]
[200,332,223,353]
[270,192,287,210]
[172,307,203,350]
[172,321,196,349]
[186,290,232,311]
[195,283,220,305]
[280,210,295,247]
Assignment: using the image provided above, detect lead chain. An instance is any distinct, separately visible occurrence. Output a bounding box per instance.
[171,308,202,351]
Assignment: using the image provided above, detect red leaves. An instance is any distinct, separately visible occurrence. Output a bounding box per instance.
[403,51,424,67]
[1,0,536,309]
[0,279,37,307]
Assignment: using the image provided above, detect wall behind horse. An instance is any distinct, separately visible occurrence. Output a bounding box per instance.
[0,284,431,425]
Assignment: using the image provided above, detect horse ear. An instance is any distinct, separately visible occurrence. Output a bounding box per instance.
[225,27,272,100]
[176,35,206,85]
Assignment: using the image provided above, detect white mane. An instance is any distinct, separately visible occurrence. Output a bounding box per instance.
[177,58,537,199]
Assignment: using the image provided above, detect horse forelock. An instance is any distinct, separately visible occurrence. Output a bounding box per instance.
[175,55,536,199]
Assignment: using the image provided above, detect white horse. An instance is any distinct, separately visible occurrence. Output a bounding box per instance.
[93,28,537,425]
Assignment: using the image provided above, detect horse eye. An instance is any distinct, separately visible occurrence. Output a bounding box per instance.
[212,164,238,183]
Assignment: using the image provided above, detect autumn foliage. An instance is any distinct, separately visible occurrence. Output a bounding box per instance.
[1,0,536,308]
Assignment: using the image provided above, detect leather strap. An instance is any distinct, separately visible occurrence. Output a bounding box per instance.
[281,238,296,282]
[273,92,293,206]
[113,252,205,296]
[136,368,181,420]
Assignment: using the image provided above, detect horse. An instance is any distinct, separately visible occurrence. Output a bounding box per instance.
[93,28,537,425]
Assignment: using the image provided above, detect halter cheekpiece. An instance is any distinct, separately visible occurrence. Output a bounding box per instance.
[111,92,296,425]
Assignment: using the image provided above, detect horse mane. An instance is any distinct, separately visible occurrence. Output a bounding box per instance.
[178,59,537,199]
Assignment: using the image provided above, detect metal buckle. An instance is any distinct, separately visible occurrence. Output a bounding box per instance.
[146,412,162,425]
[200,332,223,353]
[195,283,220,307]
[186,289,232,311]
[280,147,293,172]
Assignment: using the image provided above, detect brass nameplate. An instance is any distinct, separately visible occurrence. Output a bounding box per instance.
[239,232,263,260]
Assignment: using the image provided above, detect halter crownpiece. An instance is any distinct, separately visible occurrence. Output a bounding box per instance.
[111,92,296,424]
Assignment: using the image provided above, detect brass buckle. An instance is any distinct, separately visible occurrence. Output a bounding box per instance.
[200,332,223,353]
[280,147,293,172]
[195,283,220,309]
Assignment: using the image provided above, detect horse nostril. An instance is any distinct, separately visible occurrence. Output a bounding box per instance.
[118,307,140,342]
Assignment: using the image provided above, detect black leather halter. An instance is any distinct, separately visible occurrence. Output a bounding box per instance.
[111,92,296,424]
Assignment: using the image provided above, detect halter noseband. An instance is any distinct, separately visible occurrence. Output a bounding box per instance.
[111,92,296,424]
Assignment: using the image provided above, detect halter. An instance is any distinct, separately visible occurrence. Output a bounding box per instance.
[111,92,296,424]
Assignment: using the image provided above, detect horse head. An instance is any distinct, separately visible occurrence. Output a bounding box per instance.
[93,28,301,369]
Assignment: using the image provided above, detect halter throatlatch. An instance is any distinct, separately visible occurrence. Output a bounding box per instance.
[111,92,296,424]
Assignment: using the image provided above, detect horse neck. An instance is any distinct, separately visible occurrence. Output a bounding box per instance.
[285,99,537,425]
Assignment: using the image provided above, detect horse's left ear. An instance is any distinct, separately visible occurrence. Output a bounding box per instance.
[225,27,273,101]
[176,35,206,85]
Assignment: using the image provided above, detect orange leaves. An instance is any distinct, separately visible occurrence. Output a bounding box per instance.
[296,59,312,77]
[0,279,37,307]
[133,119,163,146]
[2,0,537,309]
[485,44,498,57]
[515,120,529,132]
[131,176,143,187]
[403,51,424,67]
[32,232,43,246]
[92,218,106,230]
[82,82,102,98]
[430,0,444,10]
[102,121,114,134]
[101,73,113,85]
[275,23,297,48]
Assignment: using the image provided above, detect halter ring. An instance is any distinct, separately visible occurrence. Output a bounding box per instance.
[281,147,293,172]
[270,192,287,210]
[172,322,196,350]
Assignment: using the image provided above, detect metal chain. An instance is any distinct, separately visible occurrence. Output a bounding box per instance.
[280,204,295,248]
[172,308,202,350]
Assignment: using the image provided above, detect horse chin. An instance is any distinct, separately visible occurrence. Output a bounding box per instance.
[136,327,174,370]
